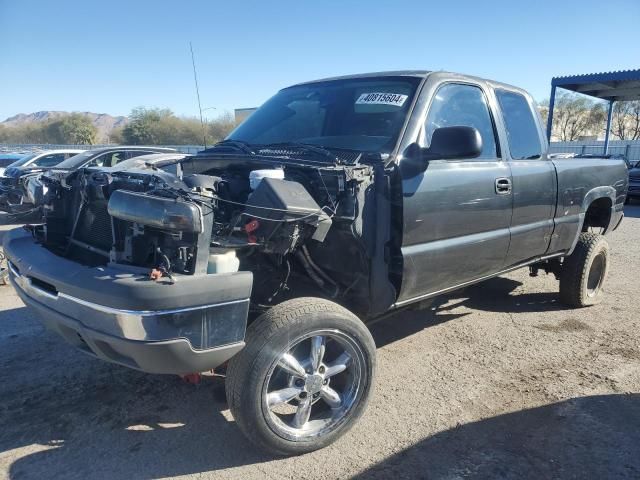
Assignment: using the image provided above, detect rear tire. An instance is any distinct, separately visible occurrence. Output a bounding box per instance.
[225,297,376,456]
[559,232,610,307]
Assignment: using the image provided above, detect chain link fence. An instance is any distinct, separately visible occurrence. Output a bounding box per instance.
[549,140,640,162]
[3,141,640,162]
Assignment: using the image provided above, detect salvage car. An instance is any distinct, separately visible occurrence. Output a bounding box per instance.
[0,146,175,220]
[0,149,85,217]
[3,71,628,455]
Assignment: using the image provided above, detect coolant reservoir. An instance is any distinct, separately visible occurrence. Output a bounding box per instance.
[207,248,240,274]
[249,168,284,190]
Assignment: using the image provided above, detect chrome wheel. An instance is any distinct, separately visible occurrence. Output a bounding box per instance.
[262,329,367,441]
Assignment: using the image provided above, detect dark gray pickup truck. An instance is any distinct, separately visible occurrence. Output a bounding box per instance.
[3,71,628,455]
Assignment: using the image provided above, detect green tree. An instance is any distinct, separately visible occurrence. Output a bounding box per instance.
[120,107,235,145]
[0,108,237,146]
[610,101,640,140]
[122,107,171,144]
[207,112,236,144]
[109,125,125,144]
[45,114,97,144]
[60,114,98,144]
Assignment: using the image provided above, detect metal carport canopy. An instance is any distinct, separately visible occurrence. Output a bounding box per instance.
[546,69,640,153]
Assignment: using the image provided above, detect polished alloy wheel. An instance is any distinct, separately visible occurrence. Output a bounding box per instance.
[262,329,366,441]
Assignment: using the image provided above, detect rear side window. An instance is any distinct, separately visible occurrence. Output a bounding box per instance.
[496,90,542,160]
[32,153,66,167]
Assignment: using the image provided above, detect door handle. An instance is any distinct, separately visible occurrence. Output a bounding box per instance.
[495,177,512,195]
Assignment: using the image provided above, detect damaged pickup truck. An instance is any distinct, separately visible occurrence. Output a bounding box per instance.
[3,71,628,455]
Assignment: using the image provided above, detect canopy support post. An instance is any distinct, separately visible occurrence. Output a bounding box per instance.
[546,84,557,141]
[604,100,614,155]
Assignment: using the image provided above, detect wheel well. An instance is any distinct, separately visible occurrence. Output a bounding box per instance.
[582,197,612,232]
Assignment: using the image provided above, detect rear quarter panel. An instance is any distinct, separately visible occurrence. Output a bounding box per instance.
[548,158,627,253]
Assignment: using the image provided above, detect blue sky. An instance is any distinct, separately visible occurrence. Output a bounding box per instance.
[1,0,639,121]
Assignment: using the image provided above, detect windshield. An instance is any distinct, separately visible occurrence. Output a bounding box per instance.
[7,154,36,168]
[53,150,96,169]
[228,77,421,153]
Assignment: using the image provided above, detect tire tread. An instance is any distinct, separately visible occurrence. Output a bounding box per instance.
[559,232,609,307]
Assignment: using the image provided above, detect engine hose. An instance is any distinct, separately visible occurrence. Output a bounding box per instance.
[301,245,339,290]
[296,250,338,298]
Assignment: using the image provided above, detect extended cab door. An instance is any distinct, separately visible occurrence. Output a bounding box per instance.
[396,81,512,303]
[493,88,557,266]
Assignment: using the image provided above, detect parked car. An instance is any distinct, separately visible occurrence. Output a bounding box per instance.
[0,153,27,176]
[627,160,640,203]
[610,154,632,169]
[3,71,627,455]
[0,146,176,219]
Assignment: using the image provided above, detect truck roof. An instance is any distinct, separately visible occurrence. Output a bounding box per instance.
[292,70,432,86]
[291,70,529,97]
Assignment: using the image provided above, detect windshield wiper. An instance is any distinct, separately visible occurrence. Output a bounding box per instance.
[212,139,256,155]
[260,142,338,162]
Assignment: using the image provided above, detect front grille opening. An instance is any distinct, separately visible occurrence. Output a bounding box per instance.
[74,202,114,252]
[29,277,58,296]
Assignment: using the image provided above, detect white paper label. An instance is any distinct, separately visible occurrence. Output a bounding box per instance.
[355,92,408,107]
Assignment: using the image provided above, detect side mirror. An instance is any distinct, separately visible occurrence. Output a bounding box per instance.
[421,126,483,161]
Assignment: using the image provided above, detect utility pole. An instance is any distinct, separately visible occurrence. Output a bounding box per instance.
[189,41,207,148]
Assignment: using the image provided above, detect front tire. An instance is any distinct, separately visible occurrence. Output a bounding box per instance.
[559,232,610,307]
[226,298,376,456]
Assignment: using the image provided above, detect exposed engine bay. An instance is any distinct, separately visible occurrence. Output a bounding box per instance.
[31,153,399,318]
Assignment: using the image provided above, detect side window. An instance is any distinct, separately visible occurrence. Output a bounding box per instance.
[109,151,126,166]
[87,152,126,167]
[86,153,108,167]
[495,90,542,160]
[423,83,498,159]
[32,153,66,167]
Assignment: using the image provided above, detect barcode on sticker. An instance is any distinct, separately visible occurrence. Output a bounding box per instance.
[355,92,408,107]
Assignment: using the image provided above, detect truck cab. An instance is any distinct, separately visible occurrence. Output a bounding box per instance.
[391,72,625,303]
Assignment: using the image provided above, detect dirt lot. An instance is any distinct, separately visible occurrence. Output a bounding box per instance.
[1,206,639,480]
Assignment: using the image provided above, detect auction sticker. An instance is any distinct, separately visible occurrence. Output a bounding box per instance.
[356,92,408,107]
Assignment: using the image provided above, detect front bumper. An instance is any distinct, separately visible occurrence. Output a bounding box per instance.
[4,228,253,374]
[628,182,640,198]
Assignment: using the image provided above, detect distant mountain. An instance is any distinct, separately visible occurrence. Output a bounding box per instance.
[1,111,129,143]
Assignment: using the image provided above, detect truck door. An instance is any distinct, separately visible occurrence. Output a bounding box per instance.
[397,82,512,304]
[494,89,556,266]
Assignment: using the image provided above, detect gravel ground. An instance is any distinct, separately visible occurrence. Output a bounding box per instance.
[0,205,639,480]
